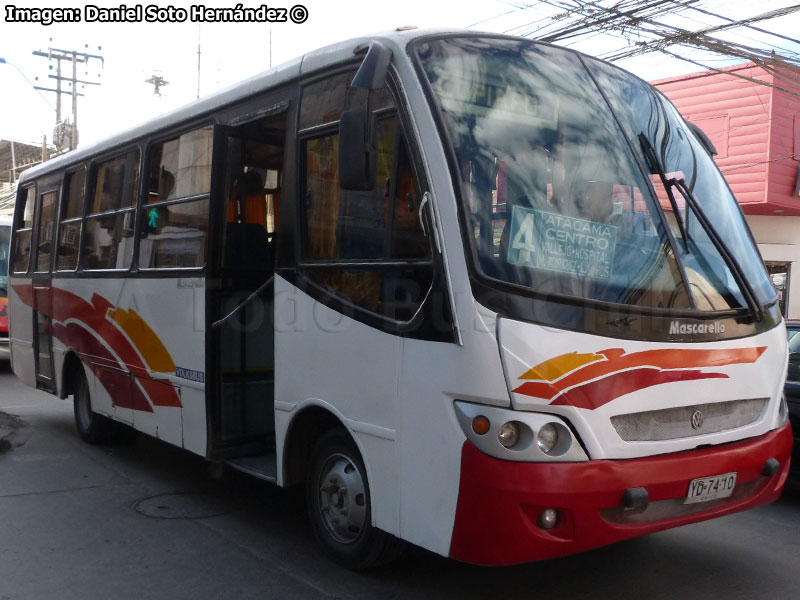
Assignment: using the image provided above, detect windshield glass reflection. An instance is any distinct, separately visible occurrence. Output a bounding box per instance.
[415,37,775,313]
[586,57,775,310]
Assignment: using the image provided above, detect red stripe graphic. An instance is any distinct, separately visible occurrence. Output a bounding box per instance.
[52,321,155,412]
[513,346,766,410]
[14,285,181,411]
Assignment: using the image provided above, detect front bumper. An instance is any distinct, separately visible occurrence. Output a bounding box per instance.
[449,424,792,566]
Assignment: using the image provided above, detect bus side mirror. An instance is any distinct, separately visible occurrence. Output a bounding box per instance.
[687,121,718,156]
[338,110,377,191]
[337,41,392,191]
[352,41,392,90]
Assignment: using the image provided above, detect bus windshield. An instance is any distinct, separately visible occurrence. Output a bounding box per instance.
[414,36,776,313]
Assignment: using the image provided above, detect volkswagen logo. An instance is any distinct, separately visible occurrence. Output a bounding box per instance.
[690,410,704,430]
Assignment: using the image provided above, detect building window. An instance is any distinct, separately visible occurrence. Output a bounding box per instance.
[794,115,800,161]
[767,262,790,317]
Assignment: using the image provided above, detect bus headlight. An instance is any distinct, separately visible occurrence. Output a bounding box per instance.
[536,423,558,453]
[498,422,520,448]
[453,401,589,462]
[536,422,573,456]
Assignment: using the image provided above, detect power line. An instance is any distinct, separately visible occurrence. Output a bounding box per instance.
[658,48,800,98]
[678,1,800,47]
[601,4,800,64]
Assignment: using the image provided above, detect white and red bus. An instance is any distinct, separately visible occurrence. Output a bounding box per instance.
[8,30,792,569]
[0,215,10,359]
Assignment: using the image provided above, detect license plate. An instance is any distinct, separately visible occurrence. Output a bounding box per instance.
[684,472,737,504]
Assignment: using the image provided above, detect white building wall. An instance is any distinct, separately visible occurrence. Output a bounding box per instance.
[747,214,800,319]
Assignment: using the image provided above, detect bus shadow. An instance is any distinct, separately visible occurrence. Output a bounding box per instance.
[71,427,800,599]
[30,423,792,600]
[368,531,784,600]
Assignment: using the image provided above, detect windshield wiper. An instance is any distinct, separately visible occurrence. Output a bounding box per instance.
[638,134,764,322]
[638,134,691,249]
[669,177,763,322]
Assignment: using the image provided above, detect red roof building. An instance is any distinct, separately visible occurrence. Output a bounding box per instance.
[654,62,800,318]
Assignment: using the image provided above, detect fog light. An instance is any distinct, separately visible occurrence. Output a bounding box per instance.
[498,422,519,448]
[536,423,559,454]
[538,508,558,530]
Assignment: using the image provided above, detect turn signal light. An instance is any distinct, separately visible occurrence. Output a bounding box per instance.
[472,416,490,435]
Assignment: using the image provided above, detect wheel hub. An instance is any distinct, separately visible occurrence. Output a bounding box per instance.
[318,454,367,544]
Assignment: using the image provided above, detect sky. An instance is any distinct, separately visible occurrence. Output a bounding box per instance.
[1,0,799,150]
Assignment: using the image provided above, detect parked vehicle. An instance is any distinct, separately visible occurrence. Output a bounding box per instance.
[0,215,11,360]
[785,319,800,482]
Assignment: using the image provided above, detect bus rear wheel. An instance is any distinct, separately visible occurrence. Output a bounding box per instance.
[73,368,115,444]
[306,429,405,570]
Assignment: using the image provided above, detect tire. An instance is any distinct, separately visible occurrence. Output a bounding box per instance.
[306,429,405,570]
[73,367,115,444]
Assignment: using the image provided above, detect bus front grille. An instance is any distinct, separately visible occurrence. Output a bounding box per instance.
[611,398,768,442]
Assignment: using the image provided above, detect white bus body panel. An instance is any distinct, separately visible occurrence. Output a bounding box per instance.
[274,276,511,557]
[8,276,35,387]
[10,277,207,455]
[499,317,787,459]
[274,275,403,536]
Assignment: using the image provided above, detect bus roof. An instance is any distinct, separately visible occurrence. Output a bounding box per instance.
[17,27,454,185]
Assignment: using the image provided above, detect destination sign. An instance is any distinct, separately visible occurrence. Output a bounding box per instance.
[506,207,617,280]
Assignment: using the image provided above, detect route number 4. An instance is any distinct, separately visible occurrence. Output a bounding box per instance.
[510,211,536,263]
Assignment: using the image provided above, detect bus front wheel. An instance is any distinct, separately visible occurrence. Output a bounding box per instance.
[73,368,115,444]
[306,429,405,570]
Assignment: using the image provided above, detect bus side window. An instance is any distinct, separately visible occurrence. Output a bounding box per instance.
[12,186,36,274]
[139,126,213,270]
[84,151,139,271]
[35,191,58,273]
[56,168,86,271]
[298,75,434,324]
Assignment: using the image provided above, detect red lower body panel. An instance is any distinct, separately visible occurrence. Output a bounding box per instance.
[449,424,793,566]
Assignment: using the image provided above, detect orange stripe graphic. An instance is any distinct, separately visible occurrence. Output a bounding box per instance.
[514,346,767,407]
[519,351,605,381]
[108,307,177,373]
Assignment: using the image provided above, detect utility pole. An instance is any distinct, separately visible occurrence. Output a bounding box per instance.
[32,46,103,152]
[9,142,16,184]
[197,25,201,99]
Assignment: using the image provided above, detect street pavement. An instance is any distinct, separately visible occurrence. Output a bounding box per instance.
[1,360,799,600]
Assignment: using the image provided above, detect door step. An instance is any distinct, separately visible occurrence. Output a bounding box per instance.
[226,453,277,482]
